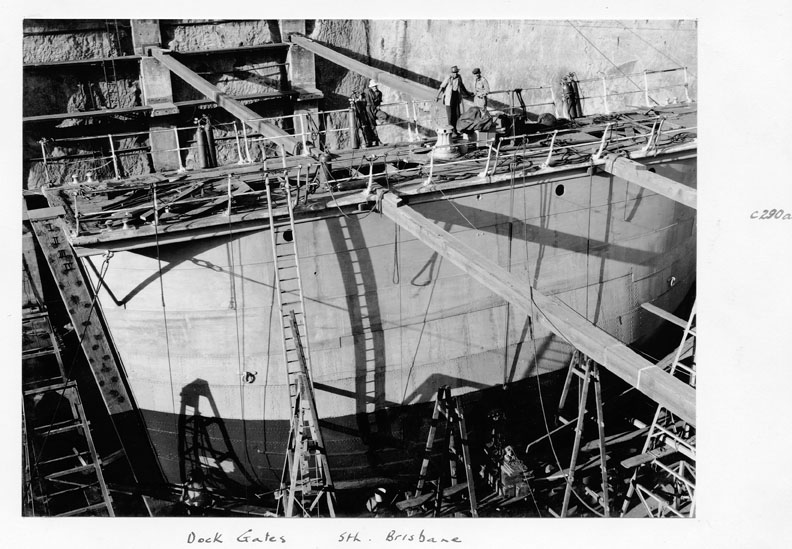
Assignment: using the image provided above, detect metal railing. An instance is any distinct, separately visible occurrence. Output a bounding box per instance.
[29,67,695,187]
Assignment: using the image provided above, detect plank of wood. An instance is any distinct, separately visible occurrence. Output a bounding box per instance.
[380,192,696,426]
[580,426,649,453]
[600,154,697,209]
[620,446,677,469]
[396,491,434,511]
[642,302,696,334]
[150,48,302,156]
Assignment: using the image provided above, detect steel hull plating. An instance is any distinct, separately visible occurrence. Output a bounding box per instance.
[86,154,697,492]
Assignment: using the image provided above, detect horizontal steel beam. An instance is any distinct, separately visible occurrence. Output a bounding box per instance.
[289,34,438,102]
[149,47,302,155]
[380,192,695,426]
[601,154,697,209]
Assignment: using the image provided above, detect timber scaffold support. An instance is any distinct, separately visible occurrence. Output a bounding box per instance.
[378,192,695,427]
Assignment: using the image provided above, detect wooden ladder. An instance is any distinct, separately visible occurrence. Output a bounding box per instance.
[552,351,610,517]
[22,310,116,517]
[278,312,336,517]
[266,177,335,517]
[620,302,696,518]
[265,176,314,409]
[399,386,478,517]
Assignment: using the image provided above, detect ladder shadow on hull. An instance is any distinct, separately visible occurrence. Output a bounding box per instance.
[177,378,263,497]
[325,216,389,468]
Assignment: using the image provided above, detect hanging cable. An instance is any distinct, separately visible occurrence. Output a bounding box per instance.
[566,20,658,106]
[151,182,178,416]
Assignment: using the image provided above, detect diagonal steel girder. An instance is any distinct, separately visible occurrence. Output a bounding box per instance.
[289,34,438,102]
[379,192,695,426]
[149,47,303,156]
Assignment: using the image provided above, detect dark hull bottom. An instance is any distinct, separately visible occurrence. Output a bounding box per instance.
[126,370,576,507]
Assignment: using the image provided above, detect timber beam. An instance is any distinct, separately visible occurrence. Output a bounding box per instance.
[288,34,437,102]
[148,47,303,156]
[379,192,695,426]
[600,154,697,210]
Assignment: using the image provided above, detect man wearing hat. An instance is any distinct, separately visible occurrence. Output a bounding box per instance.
[436,65,471,131]
[363,79,384,145]
[472,68,490,111]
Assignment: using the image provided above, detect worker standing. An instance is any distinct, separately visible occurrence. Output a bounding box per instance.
[472,68,490,111]
[363,80,383,146]
[436,65,470,132]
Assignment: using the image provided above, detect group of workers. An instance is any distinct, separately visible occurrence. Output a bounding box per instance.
[436,65,490,131]
[353,65,491,147]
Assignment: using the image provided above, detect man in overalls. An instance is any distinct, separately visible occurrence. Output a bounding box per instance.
[436,65,471,132]
[472,68,490,111]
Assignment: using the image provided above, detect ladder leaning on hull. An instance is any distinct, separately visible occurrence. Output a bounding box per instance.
[265,177,336,517]
[22,310,115,517]
[620,301,697,517]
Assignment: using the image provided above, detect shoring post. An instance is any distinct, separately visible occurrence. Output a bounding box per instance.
[411,101,420,141]
[108,134,121,180]
[550,86,559,118]
[592,362,610,516]
[479,138,495,177]
[242,123,254,163]
[234,122,246,165]
[151,182,159,227]
[173,127,187,173]
[423,148,435,186]
[592,123,613,162]
[364,157,374,195]
[560,358,593,517]
[406,102,414,142]
[294,164,303,205]
[643,118,659,152]
[299,114,308,157]
[643,70,651,108]
[348,105,358,149]
[39,139,51,184]
[650,118,665,155]
[683,67,692,103]
[280,144,287,170]
[72,189,80,237]
[225,173,232,216]
[601,74,610,114]
[541,130,559,168]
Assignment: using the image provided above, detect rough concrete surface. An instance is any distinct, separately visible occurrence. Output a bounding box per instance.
[23,19,697,188]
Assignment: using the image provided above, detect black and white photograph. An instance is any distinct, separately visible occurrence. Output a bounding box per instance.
[6,5,792,549]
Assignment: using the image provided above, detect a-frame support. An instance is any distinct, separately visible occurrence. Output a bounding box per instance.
[399,386,478,517]
[555,352,610,517]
